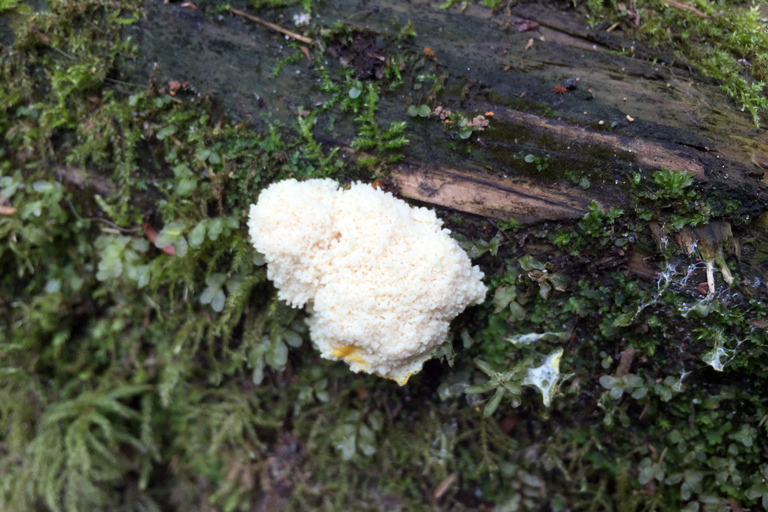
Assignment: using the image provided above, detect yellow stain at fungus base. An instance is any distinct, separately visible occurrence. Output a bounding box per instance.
[389,372,412,386]
[249,179,487,383]
[332,344,368,366]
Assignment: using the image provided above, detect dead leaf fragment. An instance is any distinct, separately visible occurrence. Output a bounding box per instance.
[525,38,534,50]
[29,24,51,43]
[499,415,518,434]
[180,1,198,8]
[0,206,16,216]
[423,47,436,57]
[300,45,311,61]
[168,80,182,96]
[515,19,540,32]
[615,348,635,377]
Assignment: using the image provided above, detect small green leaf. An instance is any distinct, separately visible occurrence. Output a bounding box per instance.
[622,374,643,388]
[156,125,177,140]
[176,177,198,196]
[505,301,524,322]
[519,254,545,271]
[270,340,289,368]
[196,148,211,161]
[70,275,83,291]
[45,279,60,293]
[200,286,218,305]
[680,502,699,512]
[337,433,357,460]
[638,464,654,485]
[484,387,504,417]
[154,222,185,248]
[210,289,226,312]
[599,375,617,389]
[407,105,419,117]
[206,273,227,288]
[32,181,53,192]
[172,163,192,177]
[189,222,206,248]
[208,217,224,240]
[465,381,498,394]
[173,236,188,257]
[460,328,474,348]
[493,286,517,313]
[251,357,265,385]
[283,330,303,348]
[417,104,431,117]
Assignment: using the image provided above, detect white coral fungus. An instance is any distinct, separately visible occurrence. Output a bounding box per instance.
[248,179,486,384]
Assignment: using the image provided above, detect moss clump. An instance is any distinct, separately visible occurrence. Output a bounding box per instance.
[578,0,768,127]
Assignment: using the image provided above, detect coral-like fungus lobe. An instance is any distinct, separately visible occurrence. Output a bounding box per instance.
[248,179,487,384]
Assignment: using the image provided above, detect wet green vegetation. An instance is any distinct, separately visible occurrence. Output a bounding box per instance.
[1,1,768,511]
[579,0,768,127]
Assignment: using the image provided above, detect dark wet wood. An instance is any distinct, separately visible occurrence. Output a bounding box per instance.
[134,0,768,224]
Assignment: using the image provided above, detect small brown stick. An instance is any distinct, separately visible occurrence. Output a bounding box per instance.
[433,473,457,500]
[488,219,514,245]
[638,402,650,420]
[346,9,376,20]
[228,7,313,44]
[660,0,709,18]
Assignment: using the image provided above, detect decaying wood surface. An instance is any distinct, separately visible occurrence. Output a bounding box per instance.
[135,0,768,224]
[391,162,599,223]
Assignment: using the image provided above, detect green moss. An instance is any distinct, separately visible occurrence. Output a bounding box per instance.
[1,1,768,511]
[581,0,768,127]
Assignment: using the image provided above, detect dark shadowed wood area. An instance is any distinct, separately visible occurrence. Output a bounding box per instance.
[132,0,768,224]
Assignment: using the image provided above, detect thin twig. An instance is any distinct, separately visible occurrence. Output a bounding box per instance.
[228,7,312,44]
[488,219,515,245]
[66,199,142,233]
[659,0,709,18]
[104,77,144,88]
[346,9,375,20]
[50,45,76,60]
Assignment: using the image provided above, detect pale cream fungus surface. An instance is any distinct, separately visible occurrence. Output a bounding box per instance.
[248,179,486,384]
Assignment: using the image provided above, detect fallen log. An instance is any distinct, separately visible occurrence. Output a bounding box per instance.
[132,0,768,223]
